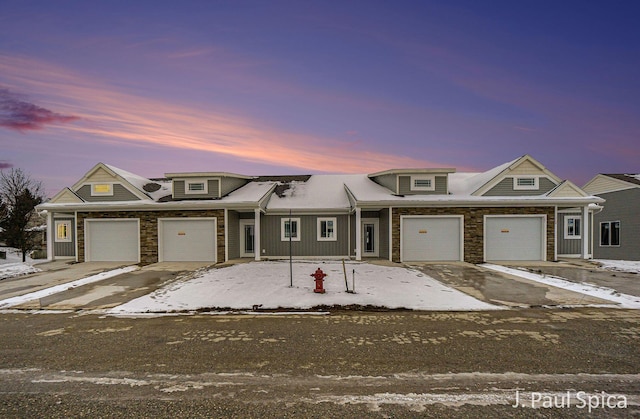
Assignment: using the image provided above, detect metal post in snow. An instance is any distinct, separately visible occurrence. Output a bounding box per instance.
[289,209,293,287]
[352,269,356,293]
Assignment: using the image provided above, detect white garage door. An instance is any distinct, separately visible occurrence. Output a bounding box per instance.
[159,218,217,262]
[485,216,545,261]
[85,219,139,262]
[401,216,462,261]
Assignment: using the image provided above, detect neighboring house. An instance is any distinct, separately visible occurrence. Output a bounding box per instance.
[36,155,602,265]
[583,174,640,261]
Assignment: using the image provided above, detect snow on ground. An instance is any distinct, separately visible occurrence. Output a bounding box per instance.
[595,259,640,274]
[482,264,640,309]
[0,246,44,280]
[0,266,139,309]
[110,261,499,313]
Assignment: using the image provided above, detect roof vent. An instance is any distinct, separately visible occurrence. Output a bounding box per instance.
[143,183,162,192]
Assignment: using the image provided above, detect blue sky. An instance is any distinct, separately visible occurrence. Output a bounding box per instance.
[1,0,638,196]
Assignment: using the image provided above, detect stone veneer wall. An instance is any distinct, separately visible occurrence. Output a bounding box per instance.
[392,207,555,264]
[77,210,225,264]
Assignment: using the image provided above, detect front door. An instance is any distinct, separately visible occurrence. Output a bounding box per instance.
[240,220,255,257]
[361,218,379,257]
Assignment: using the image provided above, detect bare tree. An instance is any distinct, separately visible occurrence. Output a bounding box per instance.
[0,168,45,262]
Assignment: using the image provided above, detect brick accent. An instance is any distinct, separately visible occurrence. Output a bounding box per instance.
[77,210,225,264]
[392,207,555,263]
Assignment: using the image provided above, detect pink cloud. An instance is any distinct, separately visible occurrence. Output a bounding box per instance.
[0,54,436,173]
[0,87,79,131]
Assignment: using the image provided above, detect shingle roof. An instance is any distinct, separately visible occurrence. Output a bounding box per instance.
[604,174,640,187]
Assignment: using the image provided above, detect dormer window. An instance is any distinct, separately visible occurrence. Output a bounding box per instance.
[411,175,435,191]
[185,179,208,195]
[91,183,113,196]
[514,177,539,190]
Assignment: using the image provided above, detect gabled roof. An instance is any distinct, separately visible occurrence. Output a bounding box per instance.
[266,175,351,211]
[70,163,155,201]
[546,180,591,198]
[47,187,83,204]
[368,168,456,178]
[583,173,640,195]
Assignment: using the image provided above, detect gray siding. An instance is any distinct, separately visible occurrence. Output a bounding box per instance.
[398,175,447,195]
[260,214,349,257]
[221,177,249,197]
[350,213,356,257]
[53,217,75,257]
[173,179,220,199]
[227,211,240,260]
[76,184,139,202]
[371,174,398,193]
[484,177,557,196]
[558,212,583,255]
[379,208,390,259]
[593,189,640,260]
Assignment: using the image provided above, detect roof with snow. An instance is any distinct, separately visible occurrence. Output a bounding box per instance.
[603,174,640,187]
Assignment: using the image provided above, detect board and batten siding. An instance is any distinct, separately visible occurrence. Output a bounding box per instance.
[483,177,557,196]
[53,216,75,257]
[76,184,140,202]
[260,214,349,257]
[227,211,240,260]
[557,212,583,256]
[173,179,220,199]
[378,209,390,259]
[592,189,640,260]
[398,175,447,195]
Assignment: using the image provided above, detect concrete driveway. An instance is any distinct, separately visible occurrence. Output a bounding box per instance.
[0,261,127,301]
[502,261,640,298]
[411,262,614,307]
[10,262,212,310]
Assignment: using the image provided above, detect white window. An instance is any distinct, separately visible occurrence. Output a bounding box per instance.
[281,218,301,241]
[600,221,620,247]
[91,183,113,196]
[185,180,208,195]
[55,220,72,242]
[513,177,539,190]
[411,175,435,191]
[317,217,337,241]
[564,216,581,239]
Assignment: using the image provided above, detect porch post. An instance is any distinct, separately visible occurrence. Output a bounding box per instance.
[254,209,261,261]
[46,211,53,261]
[224,209,229,262]
[582,205,590,259]
[355,207,362,261]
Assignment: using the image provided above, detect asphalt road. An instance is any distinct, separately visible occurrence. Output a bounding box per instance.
[1,308,639,417]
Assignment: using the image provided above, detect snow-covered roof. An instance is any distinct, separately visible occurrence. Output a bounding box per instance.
[223,181,275,203]
[105,164,172,201]
[266,175,352,210]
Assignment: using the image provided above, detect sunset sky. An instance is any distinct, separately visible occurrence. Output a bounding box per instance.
[1,1,639,197]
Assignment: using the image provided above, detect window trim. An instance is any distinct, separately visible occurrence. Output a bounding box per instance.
[54,220,72,243]
[513,176,540,190]
[600,221,620,247]
[317,217,337,241]
[185,179,209,195]
[90,183,114,196]
[281,217,301,241]
[564,216,582,240]
[410,175,435,191]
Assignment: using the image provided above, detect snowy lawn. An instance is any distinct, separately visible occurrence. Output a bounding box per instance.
[110,261,499,313]
[0,246,44,280]
[482,264,640,309]
[595,260,640,274]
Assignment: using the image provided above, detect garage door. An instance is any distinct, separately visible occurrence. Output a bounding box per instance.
[401,216,462,261]
[485,216,545,261]
[85,219,139,262]
[159,218,217,262]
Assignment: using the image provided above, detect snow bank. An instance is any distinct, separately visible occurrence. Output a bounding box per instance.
[110,261,499,313]
[595,260,640,274]
[482,264,640,309]
[0,262,41,280]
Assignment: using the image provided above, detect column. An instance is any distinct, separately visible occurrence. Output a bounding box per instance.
[254,208,261,261]
[355,207,362,261]
[582,205,590,259]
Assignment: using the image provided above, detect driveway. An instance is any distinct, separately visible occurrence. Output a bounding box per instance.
[411,262,614,307]
[503,261,640,297]
[10,262,212,310]
[0,261,127,301]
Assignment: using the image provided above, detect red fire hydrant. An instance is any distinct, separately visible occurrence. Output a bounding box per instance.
[311,268,327,294]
